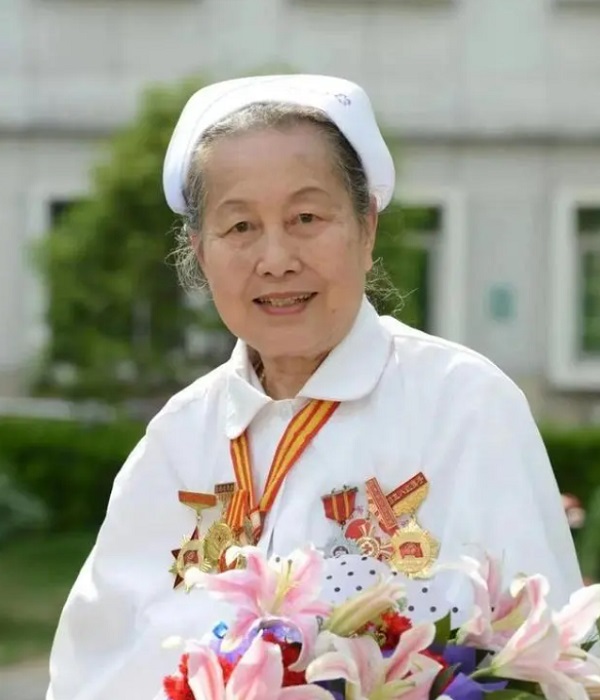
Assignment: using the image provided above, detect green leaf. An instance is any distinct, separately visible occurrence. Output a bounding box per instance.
[502,680,543,695]
[485,690,544,700]
[433,611,452,646]
[429,664,459,699]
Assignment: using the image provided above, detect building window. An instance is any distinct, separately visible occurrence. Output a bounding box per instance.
[577,208,600,358]
[402,206,443,335]
[550,192,600,390]
[383,190,466,344]
[49,199,77,226]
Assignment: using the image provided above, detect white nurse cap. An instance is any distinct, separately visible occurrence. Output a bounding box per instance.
[162,74,396,215]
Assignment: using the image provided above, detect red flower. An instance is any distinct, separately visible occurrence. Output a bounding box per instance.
[163,653,195,700]
[379,612,413,650]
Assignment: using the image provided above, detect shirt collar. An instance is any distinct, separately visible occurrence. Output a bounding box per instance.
[224,296,392,439]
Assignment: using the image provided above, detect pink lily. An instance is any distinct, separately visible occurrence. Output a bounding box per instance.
[446,551,543,650]
[186,636,332,700]
[305,623,442,700]
[484,578,600,700]
[554,584,600,649]
[552,584,600,691]
[184,545,331,670]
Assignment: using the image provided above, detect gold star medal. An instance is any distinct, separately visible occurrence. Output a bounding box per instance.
[169,490,217,589]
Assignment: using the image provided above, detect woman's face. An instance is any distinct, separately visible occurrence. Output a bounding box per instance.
[194,123,377,362]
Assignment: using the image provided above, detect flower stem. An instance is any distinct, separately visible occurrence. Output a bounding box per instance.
[470,668,496,681]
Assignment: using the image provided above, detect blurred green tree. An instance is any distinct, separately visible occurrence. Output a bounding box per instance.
[0,470,48,545]
[371,200,428,327]
[34,76,233,403]
[34,76,423,404]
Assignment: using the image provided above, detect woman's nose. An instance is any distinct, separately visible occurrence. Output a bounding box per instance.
[255,227,302,278]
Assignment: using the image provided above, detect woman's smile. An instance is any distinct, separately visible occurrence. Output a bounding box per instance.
[253,291,318,315]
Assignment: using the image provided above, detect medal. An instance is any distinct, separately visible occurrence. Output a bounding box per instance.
[169,490,218,588]
[389,516,439,578]
[215,482,236,506]
[387,473,440,578]
[324,535,361,558]
[178,490,217,516]
[365,478,397,535]
[387,472,428,517]
[344,517,394,561]
[359,474,440,578]
[322,486,360,557]
[322,487,358,524]
[203,521,238,572]
[170,527,209,589]
[353,520,394,561]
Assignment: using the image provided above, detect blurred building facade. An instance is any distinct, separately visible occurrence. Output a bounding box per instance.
[1,0,600,423]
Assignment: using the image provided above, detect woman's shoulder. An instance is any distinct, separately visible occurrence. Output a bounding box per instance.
[146,361,231,431]
[379,314,526,404]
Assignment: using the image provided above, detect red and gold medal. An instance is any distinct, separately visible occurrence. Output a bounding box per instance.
[322,486,360,558]
[170,491,217,589]
[387,472,428,517]
[386,473,439,579]
[365,477,397,536]
[322,487,358,524]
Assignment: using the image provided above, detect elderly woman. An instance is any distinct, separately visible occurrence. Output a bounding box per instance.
[47,75,582,700]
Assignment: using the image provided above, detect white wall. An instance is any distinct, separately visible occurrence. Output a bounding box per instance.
[5,1,600,135]
[0,136,99,392]
[3,0,600,416]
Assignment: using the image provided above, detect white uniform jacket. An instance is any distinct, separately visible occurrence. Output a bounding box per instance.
[47,299,582,700]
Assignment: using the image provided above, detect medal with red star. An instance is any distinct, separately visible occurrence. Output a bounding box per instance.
[169,490,219,589]
[169,526,205,589]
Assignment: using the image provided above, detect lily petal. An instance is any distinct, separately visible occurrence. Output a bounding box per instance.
[283,547,325,610]
[221,610,260,652]
[331,635,384,696]
[484,550,505,609]
[305,650,362,689]
[391,661,441,700]
[187,645,226,700]
[287,615,320,672]
[226,637,283,700]
[539,667,590,700]
[199,568,264,609]
[554,584,600,648]
[491,618,561,682]
[278,686,335,700]
[307,632,380,694]
[385,622,436,682]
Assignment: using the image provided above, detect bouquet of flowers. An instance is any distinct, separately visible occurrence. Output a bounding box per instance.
[163,546,600,700]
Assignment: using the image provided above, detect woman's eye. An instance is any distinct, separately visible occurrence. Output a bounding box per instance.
[229,221,251,233]
[298,213,316,224]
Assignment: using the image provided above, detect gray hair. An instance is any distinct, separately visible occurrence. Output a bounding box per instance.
[171,102,372,290]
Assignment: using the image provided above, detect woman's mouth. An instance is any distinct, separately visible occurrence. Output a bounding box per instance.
[253,292,317,314]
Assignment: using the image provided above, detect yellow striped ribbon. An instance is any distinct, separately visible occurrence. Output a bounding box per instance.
[227,399,339,541]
